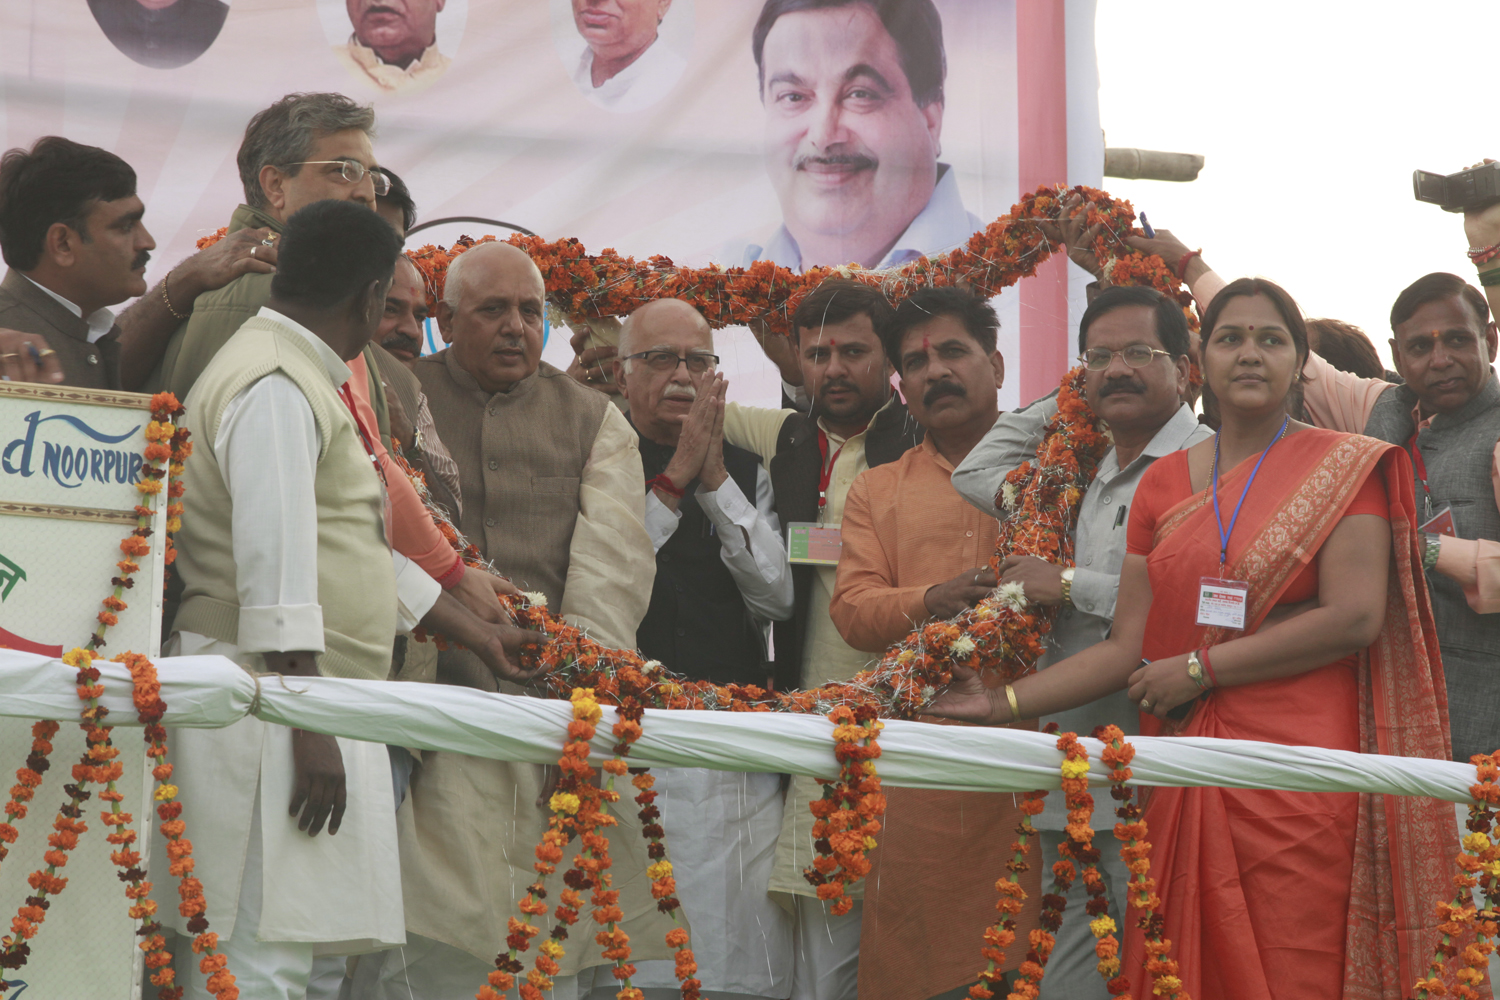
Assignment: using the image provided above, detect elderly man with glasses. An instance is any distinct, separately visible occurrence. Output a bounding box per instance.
[603,296,797,1000]
[949,284,1210,1000]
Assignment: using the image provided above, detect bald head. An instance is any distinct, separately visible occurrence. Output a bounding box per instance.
[443,241,542,309]
[619,297,713,361]
[438,241,547,392]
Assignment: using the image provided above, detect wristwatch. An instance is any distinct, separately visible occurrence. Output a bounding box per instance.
[1186,650,1209,690]
[1059,567,1075,606]
[1423,532,1442,572]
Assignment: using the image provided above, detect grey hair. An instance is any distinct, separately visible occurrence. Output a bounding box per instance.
[237,93,376,210]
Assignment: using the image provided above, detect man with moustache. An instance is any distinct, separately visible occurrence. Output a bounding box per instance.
[570,0,687,112]
[337,0,453,95]
[0,137,154,390]
[829,287,1038,1000]
[951,285,1210,1000]
[736,0,980,272]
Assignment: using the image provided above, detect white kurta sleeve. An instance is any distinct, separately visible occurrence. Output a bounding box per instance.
[217,373,325,653]
[391,552,441,632]
[696,466,794,621]
[561,404,655,649]
[644,491,683,553]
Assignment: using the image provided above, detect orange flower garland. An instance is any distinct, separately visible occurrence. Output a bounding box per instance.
[803,704,884,916]
[406,186,1174,342]
[1413,753,1500,999]
[0,723,59,869]
[968,790,1045,999]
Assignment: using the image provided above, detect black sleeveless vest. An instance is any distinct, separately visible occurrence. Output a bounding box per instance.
[766,397,922,691]
[1363,374,1500,763]
[634,429,767,686]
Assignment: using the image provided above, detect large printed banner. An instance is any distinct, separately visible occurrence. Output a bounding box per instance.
[0,383,165,996]
[0,0,1101,406]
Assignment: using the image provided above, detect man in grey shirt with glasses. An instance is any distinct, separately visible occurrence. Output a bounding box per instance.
[951,284,1211,1000]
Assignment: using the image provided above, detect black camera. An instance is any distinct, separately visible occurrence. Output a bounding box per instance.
[1413,162,1500,213]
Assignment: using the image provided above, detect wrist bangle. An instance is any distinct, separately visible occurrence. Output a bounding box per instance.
[1004,684,1021,724]
[1479,264,1500,287]
[161,270,191,321]
[1468,242,1500,265]
[1176,249,1203,281]
[1200,646,1220,688]
[434,554,466,590]
[648,473,684,499]
[1423,532,1443,572]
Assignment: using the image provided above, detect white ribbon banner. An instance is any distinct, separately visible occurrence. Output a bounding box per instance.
[0,650,1479,805]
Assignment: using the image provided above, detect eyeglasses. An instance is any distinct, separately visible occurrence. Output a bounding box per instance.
[624,350,720,374]
[284,159,391,196]
[1078,345,1173,371]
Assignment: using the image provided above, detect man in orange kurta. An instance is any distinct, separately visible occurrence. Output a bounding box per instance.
[830,288,1040,1000]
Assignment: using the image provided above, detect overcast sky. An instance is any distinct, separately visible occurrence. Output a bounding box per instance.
[1092,0,1500,367]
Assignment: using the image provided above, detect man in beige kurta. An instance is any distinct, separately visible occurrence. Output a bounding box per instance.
[355,242,669,1000]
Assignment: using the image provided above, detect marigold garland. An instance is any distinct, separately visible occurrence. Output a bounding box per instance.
[0,723,59,869]
[1413,753,1500,999]
[803,705,884,916]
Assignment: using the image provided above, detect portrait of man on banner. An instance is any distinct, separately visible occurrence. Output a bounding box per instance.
[331,0,456,95]
[735,0,981,273]
[556,0,691,113]
[87,0,231,70]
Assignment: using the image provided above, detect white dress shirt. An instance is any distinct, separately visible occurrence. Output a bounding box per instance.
[213,306,440,653]
[571,35,687,112]
[23,274,115,342]
[644,465,794,622]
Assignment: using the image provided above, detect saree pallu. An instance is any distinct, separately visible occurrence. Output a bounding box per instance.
[1125,429,1463,1000]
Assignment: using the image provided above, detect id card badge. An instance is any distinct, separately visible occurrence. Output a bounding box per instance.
[1419,505,1457,537]
[1196,577,1249,630]
[787,522,843,565]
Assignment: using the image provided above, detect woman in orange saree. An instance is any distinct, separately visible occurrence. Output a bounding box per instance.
[933,278,1462,999]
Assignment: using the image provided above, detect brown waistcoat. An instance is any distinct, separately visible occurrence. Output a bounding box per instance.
[415,350,608,604]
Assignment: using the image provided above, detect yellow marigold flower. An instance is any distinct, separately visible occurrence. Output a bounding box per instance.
[1464,831,1493,853]
[647,860,674,881]
[863,836,878,851]
[1060,758,1090,780]
[540,939,564,958]
[549,792,581,815]
[154,784,179,801]
[1152,975,1182,995]
[1089,915,1116,938]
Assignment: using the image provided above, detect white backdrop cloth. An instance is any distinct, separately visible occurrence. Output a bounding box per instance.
[0,650,1481,804]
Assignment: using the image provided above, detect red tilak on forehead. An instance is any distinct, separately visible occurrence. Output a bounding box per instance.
[829,337,837,348]
[922,335,931,350]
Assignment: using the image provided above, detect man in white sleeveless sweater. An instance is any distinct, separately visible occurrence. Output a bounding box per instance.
[163,200,543,1000]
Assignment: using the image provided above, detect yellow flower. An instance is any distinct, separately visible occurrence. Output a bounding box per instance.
[154,784,179,801]
[62,648,94,668]
[1152,975,1182,995]
[647,860,674,881]
[1464,831,1493,853]
[1060,758,1090,780]
[570,688,602,725]
[863,836,878,851]
[540,939,564,958]
[549,792,581,815]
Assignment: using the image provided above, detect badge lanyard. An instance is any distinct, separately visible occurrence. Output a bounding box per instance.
[1196,415,1288,631]
[1210,415,1289,573]
[816,429,846,514]
[1406,430,1435,519]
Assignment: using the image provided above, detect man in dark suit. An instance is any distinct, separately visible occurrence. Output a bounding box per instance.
[0,137,154,390]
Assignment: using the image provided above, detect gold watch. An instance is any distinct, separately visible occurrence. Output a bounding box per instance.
[1186,650,1209,690]
[1060,567,1075,606]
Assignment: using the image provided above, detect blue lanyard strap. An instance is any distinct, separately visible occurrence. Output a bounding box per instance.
[1211,415,1289,569]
